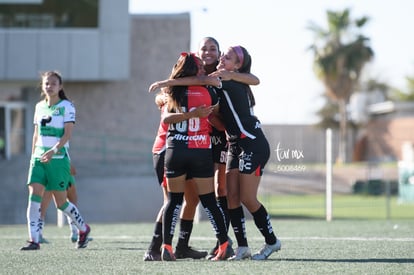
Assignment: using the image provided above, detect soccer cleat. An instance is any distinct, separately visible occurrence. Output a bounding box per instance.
[143,250,162,261]
[228,246,251,261]
[71,232,78,243]
[210,241,229,261]
[174,246,208,259]
[206,242,219,260]
[207,237,234,260]
[161,244,176,261]
[71,232,93,243]
[39,234,49,244]
[20,241,40,251]
[251,239,281,260]
[77,224,91,249]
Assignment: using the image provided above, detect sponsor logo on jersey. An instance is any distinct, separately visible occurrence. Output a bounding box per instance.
[172,133,208,142]
[211,135,223,145]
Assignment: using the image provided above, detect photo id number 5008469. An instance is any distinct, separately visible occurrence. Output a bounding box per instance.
[275,165,306,173]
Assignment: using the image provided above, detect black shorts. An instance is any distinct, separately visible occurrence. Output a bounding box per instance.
[226,141,241,171]
[211,130,228,164]
[165,148,214,178]
[153,152,165,185]
[226,132,270,176]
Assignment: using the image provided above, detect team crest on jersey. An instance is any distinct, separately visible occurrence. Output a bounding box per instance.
[51,106,64,116]
[239,152,254,172]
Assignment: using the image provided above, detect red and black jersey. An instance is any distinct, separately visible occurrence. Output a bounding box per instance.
[152,105,168,154]
[166,85,218,149]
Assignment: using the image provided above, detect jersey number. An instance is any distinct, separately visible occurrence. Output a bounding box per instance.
[176,107,200,132]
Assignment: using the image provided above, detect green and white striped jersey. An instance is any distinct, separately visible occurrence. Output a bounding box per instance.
[33,99,75,159]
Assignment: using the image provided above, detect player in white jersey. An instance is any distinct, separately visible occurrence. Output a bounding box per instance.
[21,71,91,250]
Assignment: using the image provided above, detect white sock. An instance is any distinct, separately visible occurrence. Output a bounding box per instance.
[66,215,78,234]
[60,202,87,232]
[27,200,41,243]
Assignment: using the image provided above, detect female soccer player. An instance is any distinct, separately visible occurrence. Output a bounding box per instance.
[21,71,91,250]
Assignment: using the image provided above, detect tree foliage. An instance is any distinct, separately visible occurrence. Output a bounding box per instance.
[308,8,374,162]
[390,76,414,101]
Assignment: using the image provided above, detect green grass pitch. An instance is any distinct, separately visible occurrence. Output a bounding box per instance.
[1,220,414,274]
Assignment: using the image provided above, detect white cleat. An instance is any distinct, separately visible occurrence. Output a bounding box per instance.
[251,239,281,260]
[228,246,251,260]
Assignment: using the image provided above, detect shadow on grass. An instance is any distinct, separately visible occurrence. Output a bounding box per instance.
[280,258,414,263]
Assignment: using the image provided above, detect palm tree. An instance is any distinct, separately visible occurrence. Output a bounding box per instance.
[308,8,374,163]
[315,93,340,129]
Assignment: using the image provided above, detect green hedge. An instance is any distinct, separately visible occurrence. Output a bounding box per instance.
[352,179,398,195]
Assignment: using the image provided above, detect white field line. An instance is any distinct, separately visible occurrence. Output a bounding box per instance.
[2,235,414,242]
[192,236,414,242]
[284,236,414,242]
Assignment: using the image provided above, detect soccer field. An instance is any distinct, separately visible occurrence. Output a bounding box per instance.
[2,220,413,274]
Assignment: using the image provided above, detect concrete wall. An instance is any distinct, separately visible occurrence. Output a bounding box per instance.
[0,13,192,224]
[66,14,191,160]
[1,13,191,159]
[0,0,130,81]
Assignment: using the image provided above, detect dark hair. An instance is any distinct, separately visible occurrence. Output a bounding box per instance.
[167,53,201,112]
[233,46,255,107]
[199,37,221,74]
[234,46,252,74]
[202,37,220,53]
[39,70,69,100]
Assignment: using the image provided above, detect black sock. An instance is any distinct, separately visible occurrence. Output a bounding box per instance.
[229,206,248,247]
[252,204,277,245]
[162,192,184,246]
[199,192,227,244]
[217,196,230,231]
[148,221,163,252]
[176,219,193,249]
